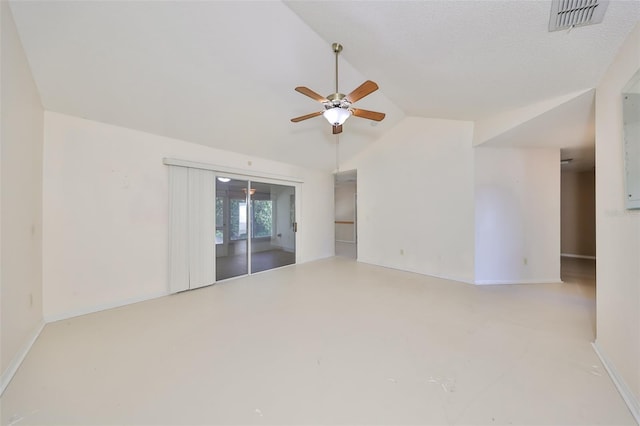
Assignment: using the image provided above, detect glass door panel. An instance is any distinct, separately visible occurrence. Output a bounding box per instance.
[216,177,249,280]
[250,182,296,273]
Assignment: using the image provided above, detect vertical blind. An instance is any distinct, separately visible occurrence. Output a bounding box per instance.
[168,166,215,293]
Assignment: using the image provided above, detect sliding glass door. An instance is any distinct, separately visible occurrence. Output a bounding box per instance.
[215,177,296,280]
[215,177,249,281]
[250,182,296,273]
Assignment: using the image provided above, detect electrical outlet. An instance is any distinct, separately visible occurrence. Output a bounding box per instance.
[523,257,528,266]
[400,249,404,255]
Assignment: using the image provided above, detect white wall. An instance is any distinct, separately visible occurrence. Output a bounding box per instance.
[473,90,592,146]
[43,112,334,320]
[475,147,560,284]
[594,22,640,415]
[0,2,44,381]
[342,117,475,283]
[274,185,295,252]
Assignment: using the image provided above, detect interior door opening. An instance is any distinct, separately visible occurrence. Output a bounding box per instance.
[334,170,357,259]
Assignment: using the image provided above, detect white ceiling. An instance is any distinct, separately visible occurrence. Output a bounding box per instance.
[8,1,640,171]
[286,1,639,120]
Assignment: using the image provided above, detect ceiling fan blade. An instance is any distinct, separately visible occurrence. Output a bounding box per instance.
[291,111,323,122]
[352,108,386,121]
[346,80,379,103]
[333,124,343,134]
[295,87,327,103]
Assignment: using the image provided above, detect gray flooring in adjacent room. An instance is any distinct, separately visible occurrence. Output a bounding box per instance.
[335,241,357,259]
[1,257,634,425]
[216,249,296,281]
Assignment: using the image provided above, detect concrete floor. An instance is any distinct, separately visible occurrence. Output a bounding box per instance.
[1,257,634,425]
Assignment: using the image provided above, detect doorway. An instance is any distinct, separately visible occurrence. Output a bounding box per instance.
[215,177,297,281]
[334,170,357,259]
[560,159,596,333]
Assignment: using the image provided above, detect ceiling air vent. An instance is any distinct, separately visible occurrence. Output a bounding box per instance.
[549,0,609,32]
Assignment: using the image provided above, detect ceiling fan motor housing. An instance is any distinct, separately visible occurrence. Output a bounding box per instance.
[325,93,351,110]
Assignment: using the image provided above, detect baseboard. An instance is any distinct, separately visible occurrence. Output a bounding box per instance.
[561,253,596,260]
[3,292,169,396]
[335,240,356,244]
[592,341,640,424]
[474,278,562,285]
[44,291,170,323]
[356,259,475,285]
[1,320,45,396]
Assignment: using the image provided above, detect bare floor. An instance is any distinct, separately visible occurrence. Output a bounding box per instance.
[1,257,634,425]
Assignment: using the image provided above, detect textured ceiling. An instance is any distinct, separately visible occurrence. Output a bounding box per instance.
[286,0,639,120]
[8,1,640,171]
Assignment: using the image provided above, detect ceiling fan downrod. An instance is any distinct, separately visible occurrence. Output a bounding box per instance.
[332,43,342,94]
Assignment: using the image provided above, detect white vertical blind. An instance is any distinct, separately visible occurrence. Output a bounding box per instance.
[188,168,216,289]
[168,166,216,293]
[168,166,189,293]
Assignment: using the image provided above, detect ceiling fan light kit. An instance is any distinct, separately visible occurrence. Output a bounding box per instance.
[323,107,351,126]
[291,42,385,134]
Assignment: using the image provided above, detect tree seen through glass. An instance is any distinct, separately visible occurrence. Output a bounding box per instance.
[222,198,271,241]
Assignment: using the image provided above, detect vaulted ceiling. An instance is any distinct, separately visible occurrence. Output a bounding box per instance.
[8,1,640,171]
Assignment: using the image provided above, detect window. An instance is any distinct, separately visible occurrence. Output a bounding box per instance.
[224,198,273,240]
[218,193,273,242]
[252,200,272,238]
[229,199,247,241]
[215,197,224,244]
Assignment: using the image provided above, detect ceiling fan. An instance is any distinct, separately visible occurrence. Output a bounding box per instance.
[290,43,386,135]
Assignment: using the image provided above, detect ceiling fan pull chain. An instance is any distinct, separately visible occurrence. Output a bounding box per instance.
[336,134,340,173]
